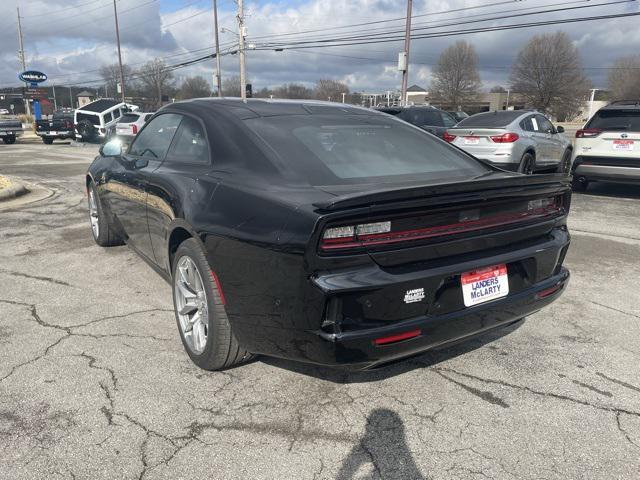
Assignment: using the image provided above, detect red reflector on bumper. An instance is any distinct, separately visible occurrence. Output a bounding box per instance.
[374,329,421,346]
[536,284,562,299]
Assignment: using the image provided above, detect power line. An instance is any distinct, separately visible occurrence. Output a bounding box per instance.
[254,9,640,50]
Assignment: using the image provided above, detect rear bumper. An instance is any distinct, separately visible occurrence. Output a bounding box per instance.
[573,156,640,183]
[0,131,22,136]
[36,131,73,138]
[285,228,570,369]
[313,267,568,370]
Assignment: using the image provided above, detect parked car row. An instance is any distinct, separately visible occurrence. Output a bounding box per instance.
[377,102,640,190]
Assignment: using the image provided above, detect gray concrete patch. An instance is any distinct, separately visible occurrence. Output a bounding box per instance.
[0,142,639,480]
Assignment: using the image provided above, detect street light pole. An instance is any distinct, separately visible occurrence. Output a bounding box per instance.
[587,88,598,121]
[237,0,247,101]
[113,0,126,102]
[213,0,222,97]
[400,0,413,106]
[16,7,31,117]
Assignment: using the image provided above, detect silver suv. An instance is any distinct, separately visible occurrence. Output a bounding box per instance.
[444,110,572,174]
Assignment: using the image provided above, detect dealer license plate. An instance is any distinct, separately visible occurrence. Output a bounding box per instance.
[612,140,634,151]
[49,131,57,135]
[461,264,509,307]
[464,136,480,145]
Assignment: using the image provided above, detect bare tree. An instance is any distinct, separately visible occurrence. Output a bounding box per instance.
[138,58,175,108]
[510,32,590,119]
[608,55,640,100]
[490,85,507,93]
[221,75,242,97]
[431,41,481,109]
[99,63,132,98]
[314,79,349,101]
[273,83,314,99]
[177,76,211,100]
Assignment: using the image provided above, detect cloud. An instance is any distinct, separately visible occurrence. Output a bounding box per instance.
[0,0,638,91]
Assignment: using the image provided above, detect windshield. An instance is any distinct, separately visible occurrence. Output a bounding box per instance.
[245,114,488,186]
[586,110,640,131]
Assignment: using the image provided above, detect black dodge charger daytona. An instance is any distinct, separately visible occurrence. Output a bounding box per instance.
[86,99,570,371]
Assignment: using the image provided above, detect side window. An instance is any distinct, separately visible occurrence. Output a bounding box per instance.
[103,111,113,124]
[530,116,540,132]
[520,117,534,132]
[129,113,182,159]
[536,115,553,133]
[166,116,209,164]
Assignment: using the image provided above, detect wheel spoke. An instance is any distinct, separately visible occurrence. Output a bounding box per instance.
[179,302,198,316]
[177,280,197,300]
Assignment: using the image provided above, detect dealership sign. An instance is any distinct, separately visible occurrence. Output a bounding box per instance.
[19,70,47,83]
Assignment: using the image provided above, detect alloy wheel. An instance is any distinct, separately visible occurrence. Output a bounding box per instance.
[174,256,209,354]
[88,189,99,239]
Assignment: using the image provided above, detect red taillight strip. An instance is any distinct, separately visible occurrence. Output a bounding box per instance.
[321,205,561,251]
[374,329,421,346]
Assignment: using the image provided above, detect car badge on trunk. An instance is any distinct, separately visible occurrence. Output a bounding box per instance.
[404,287,425,304]
[621,133,628,138]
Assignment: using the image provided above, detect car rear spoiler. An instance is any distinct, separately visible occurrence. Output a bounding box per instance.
[313,173,570,212]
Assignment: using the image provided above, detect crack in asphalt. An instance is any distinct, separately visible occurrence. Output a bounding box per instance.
[596,372,640,394]
[0,299,173,383]
[432,366,640,418]
[589,300,640,320]
[571,379,613,398]
[616,412,640,451]
[434,370,510,409]
[0,268,73,287]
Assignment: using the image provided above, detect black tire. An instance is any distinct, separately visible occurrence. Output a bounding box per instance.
[87,182,124,247]
[519,152,536,175]
[557,149,572,174]
[3,136,16,145]
[77,120,96,143]
[42,137,54,145]
[572,176,589,192]
[172,238,252,371]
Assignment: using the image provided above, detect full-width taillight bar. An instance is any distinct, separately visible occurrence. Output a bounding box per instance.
[320,197,562,252]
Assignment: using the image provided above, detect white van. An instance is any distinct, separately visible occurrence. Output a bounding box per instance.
[74,99,138,142]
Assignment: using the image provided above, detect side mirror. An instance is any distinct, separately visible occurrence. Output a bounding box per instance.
[556,126,565,133]
[99,139,122,157]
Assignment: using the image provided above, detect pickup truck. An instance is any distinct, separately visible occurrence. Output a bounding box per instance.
[35,111,75,144]
[0,117,23,144]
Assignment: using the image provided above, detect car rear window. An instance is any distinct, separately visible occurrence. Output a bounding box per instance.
[398,109,443,126]
[586,110,640,132]
[119,113,140,124]
[76,112,99,125]
[245,114,488,186]
[457,111,524,128]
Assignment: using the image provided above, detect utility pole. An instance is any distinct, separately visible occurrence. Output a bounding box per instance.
[52,84,58,110]
[237,0,247,101]
[69,86,73,108]
[113,0,126,102]
[400,0,413,106]
[16,7,31,117]
[213,0,222,97]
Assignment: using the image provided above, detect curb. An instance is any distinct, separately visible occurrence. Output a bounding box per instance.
[0,181,29,202]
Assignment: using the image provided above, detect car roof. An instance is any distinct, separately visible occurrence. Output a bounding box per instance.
[454,109,534,127]
[175,98,387,119]
[77,99,123,113]
[600,100,640,111]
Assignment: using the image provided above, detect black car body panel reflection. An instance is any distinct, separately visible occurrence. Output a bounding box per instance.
[87,99,571,370]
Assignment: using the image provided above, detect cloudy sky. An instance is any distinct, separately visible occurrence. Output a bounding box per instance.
[1,0,639,93]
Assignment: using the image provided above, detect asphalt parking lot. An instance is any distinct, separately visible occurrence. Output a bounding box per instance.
[1,140,640,480]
